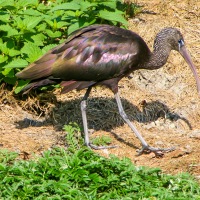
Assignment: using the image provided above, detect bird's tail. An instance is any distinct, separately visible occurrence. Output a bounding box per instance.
[20,78,59,94]
[20,79,96,94]
[16,54,56,80]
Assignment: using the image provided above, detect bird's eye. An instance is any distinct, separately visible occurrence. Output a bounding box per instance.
[178,39,184,46]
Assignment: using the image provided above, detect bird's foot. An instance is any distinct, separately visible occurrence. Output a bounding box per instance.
[87,143,118,150]
[137,145,176,157]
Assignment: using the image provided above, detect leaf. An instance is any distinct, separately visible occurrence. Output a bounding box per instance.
[0,55,8,63]
[37,2,50,11]
[45,30,62,38]
[3,59,28,68]
[80,2,97,11]
[78,17,96,28]
[36,23,47,32]
[31,33,46,46]
[6,39,15,49]
[102,1,118,9]
[3,39,21,57]
[8,49,21,57]
[24,16,43,30]
[15,0,38,8]
[0,42,9,54]
[0,13,10,23]
[20,9,43,17]
[67,22,80,35]
[56,21,69,29]
[21,42,43,63]
[99,10,128,25]
[15,80,30,94]
[0,25,18,37]
[2,68,14,77]
[0,0,14,7]
[51,3,81,11]
[0,164,5,171]
[45,19,54,28]
[64,10,76,17]
[14,16,25,30]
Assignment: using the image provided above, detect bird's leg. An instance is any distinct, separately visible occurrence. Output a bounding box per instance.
[114,92,175,156]
[81,87,117,150]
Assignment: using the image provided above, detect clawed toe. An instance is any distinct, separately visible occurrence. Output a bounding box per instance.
[137,145,176,157]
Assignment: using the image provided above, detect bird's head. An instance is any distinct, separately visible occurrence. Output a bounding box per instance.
[156,27,184,51]
[157,27,200,95]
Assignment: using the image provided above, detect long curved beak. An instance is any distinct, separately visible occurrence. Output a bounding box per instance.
[179,45,200,95]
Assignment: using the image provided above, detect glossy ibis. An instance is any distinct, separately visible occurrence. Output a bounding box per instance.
[16,24,200,156]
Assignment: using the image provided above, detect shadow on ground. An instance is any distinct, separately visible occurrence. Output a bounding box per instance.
[15,96,192,132]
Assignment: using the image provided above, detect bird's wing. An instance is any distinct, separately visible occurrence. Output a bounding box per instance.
[16,25,144,81]
[51,24,143,81]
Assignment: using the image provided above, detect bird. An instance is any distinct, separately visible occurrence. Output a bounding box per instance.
[16,24,200,156]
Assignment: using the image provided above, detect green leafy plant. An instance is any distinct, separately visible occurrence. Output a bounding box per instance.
[0,0,140,93]
[0,129,199,199]
[63,122,83,151]
[63,123,112,147]
[92,135,112,146]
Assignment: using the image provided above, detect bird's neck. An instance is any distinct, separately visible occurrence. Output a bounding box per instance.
[144,39,171,70]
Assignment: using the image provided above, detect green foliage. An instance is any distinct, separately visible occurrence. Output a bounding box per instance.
[0,0,140,93]
[92,135,112,146]
[63,122,83,152]
[0,124,199,199]
[64,123,112,147]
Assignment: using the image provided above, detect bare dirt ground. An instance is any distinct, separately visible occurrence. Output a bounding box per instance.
[0,0,200,179]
